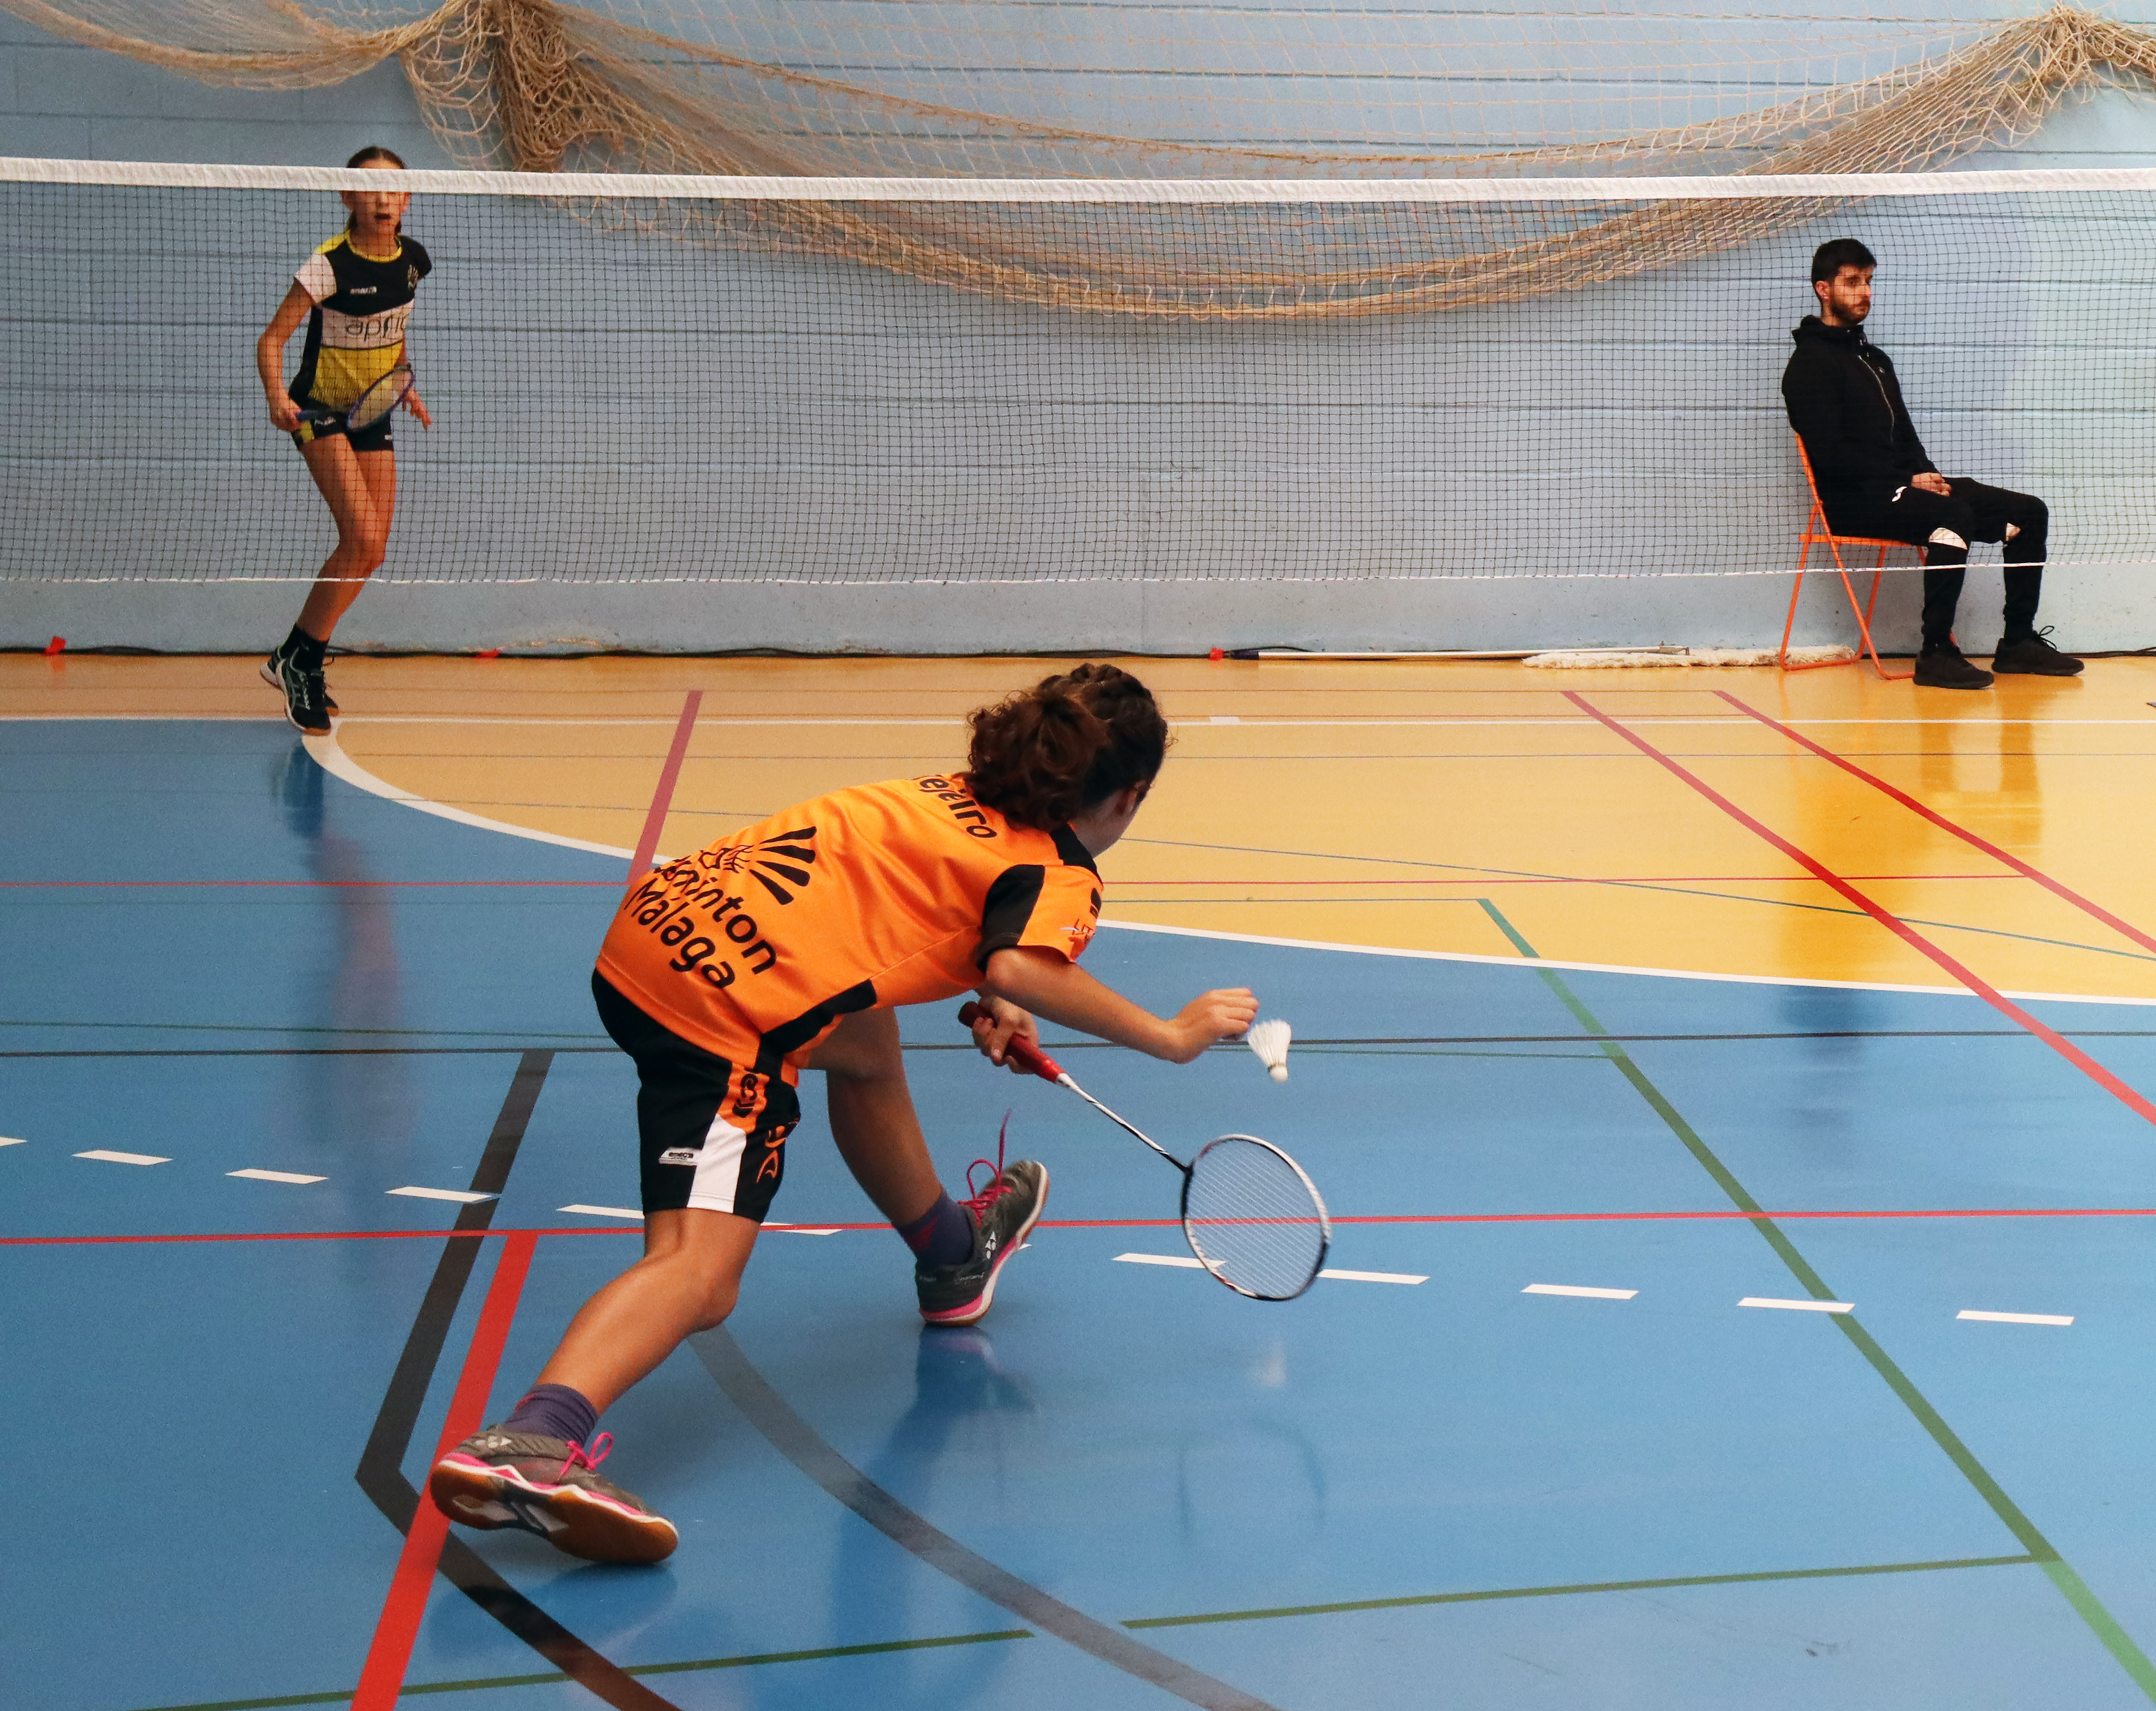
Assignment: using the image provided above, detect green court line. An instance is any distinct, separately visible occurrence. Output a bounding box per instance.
[129,1628,1036,1711]
[125,1553,2045,1711]
[1124,1553,2037,1629]
[1480,899,2156,1702]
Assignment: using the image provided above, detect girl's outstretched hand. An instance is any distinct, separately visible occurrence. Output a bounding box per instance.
[967,992,1041,1071]
[1167,988,1259,1063]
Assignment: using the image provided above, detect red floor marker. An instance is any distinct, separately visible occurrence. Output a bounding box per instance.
[352,1228,536,1711]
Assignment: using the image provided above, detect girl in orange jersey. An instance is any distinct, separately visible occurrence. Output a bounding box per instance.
[430,663,1260,1564]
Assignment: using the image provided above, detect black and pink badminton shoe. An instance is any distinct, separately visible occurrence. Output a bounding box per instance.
[429,1429,678,1564]
[915,1157,1048,1328]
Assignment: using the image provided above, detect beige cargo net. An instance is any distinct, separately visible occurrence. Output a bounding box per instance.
[8,0,2156,315]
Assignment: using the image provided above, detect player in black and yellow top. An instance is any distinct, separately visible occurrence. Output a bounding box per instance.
[426,665,1264,1565]
[254,146,434,734]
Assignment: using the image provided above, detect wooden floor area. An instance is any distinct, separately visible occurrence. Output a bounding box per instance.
[10,650,2156,1000]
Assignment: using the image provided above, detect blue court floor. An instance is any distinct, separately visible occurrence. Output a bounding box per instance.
[8,716,2156,1711]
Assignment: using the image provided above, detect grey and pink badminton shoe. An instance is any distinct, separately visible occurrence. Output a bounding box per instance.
[429,1429,678,1564]
[915,1158,1048,1328]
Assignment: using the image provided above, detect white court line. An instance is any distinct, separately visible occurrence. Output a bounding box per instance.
[1524,1282,1638,1300]
[767,1224,844,1235]
[75,1148,169,1166]
[1117,1252,1204,1269]
[1959,1309,2075,1327]
[559,1203,643,1219]
[303,732,637,860]
[389,1185,497,1204]
[1320,1267,1427,1285]
[1741,1296,1854,1314]
[0,1136,26,1148]
[1100,918,2156,1008]
[296,729,2156,1010]
[229,1168,326,1185]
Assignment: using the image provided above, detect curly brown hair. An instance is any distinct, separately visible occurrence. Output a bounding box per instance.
[962,663,1169,830]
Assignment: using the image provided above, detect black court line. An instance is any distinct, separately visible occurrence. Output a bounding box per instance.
[693,1327,1281,1711]
[0,1046,616,1059]
[20,1030,2156,1063]
[351,1050,681,1711]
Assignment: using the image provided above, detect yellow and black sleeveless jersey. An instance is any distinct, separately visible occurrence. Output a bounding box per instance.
[289,233,431,413]
[597,774,1105,1074]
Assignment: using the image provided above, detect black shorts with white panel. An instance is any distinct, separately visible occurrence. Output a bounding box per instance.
[591,971,799,1220]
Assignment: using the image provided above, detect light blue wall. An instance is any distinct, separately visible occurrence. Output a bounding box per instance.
[7,5,2156,654]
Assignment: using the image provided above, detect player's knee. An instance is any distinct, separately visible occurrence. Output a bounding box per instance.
[2008,496,2049,541]
[688,1278,739,1331]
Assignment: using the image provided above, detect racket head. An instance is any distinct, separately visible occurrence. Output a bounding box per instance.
[346,363,414,430]
[1179,1134,1331,1301]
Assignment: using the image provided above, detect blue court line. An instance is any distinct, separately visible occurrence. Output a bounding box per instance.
[1479,897,2156,1700]
[123,1554,2038,1711]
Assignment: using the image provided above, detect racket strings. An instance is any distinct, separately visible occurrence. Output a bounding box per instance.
[1182,1136,1329,1301]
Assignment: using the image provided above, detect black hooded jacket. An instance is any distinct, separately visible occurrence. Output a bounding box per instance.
[1780,314,1936,506]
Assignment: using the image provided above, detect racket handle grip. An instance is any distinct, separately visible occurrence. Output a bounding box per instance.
[957,1001,1066,1083]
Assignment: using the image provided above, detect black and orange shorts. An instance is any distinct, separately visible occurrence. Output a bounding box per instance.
[591,971,800,1220]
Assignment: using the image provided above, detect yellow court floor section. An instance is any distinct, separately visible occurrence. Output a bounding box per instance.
[10,650,2156,1002]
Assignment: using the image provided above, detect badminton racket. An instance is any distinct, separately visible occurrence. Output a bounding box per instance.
[957,1002,1330,1300]
[300,362,415,434]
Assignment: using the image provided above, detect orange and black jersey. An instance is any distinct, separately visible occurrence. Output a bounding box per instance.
[289,233,431,413]
[595,774,1105,1071]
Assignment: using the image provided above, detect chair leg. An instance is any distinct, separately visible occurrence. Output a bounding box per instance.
[1781,531,1861,673]
[1841,551,1913,681]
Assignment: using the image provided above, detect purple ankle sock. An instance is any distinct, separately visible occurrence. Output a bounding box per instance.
[502,1382,599,1447]
[895,1192,975,1267]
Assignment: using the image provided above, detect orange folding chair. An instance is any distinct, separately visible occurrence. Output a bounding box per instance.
[1780,436,1918,680]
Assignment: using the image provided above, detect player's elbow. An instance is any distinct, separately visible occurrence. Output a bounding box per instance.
[979,944,1061,1004]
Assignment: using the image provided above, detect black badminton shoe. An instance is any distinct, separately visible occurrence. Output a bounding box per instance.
[261,645,333,733]
[429,1429,679,1564]
[1991,629,2084,677]
[1913,643,1993,691]
[917,1159,1048,1328]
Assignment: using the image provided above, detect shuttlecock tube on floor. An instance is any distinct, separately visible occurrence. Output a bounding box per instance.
[1246,1018,1292,1081]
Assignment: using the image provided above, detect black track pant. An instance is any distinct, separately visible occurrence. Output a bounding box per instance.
[1823,479,2048,648]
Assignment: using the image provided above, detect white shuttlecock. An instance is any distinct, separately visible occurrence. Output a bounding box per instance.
[1246,1018,1292,1082]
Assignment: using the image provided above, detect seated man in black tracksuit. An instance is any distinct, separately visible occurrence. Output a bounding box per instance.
[1781,237,2082,689]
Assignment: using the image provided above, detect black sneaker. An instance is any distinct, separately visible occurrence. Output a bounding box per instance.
[1991,628,2084,677]
[260,646,336,717]
[261,647,332,734]
[917,1158,1048,1327]
[429,1428,678,1564]
[1914,644,1993,691]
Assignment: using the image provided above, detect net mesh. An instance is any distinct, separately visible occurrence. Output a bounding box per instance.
[7,0,2156,307]
[1182,1136,1328,1301]
[6,166,2154,586]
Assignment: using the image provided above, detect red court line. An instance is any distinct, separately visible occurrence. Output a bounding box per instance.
[628,689,703,884]
[1110,874,2003,886]
[1565,691,2156,1128]
[1716,689,2156,957]
[352,1228,536,1711]
[16,1209,2156,1247]
[0,879,615,889]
